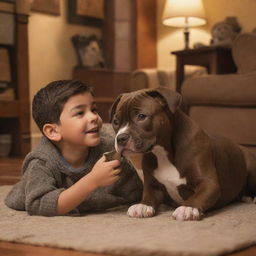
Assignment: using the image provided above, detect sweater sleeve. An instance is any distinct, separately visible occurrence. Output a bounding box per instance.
[23,160,65,216]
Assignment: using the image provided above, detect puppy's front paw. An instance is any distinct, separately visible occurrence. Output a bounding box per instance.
[172,206,202,221]
[127,204,155,218]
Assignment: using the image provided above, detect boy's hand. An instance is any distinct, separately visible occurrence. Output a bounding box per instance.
[88,155,121,188]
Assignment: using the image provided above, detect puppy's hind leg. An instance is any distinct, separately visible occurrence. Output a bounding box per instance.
[241,147,256,202]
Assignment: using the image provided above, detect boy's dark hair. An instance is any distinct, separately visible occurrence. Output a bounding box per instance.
[32,80,93,132]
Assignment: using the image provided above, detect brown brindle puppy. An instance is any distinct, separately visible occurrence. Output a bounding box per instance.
[109,87,256,221]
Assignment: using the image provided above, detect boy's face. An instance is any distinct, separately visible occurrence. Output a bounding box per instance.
[57,92,103,148]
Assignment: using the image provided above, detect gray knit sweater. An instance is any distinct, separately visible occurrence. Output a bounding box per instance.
[5,125,142,216]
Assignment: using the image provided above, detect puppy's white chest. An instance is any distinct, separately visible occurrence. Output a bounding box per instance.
[152,145,186,204]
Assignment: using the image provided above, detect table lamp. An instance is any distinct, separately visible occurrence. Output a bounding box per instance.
[162,0,206,49]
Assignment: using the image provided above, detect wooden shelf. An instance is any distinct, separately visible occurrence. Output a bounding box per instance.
[0,6,31,157]
[0,2,14,13]
[0,100,19,117]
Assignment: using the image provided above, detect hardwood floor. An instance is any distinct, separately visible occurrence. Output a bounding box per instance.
[0,242,108,256]
[0,158,255,256]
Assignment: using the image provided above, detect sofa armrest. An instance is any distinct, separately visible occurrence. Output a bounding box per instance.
[182,71,256,106]
[130,67,206,92]
[130,69,176,92]
[232,33,256,74]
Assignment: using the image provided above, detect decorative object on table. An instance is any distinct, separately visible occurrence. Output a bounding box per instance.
[210,17,241,47]
[162,0,206,49]
[71,34,105,68]
[31,0,60,16]
[193,17,241,49]
[67,0,104,27]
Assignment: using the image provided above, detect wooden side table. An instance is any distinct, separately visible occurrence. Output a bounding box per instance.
[171,46,237,93]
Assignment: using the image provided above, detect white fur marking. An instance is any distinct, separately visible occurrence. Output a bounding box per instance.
[115,124,129,151]
[116,124,144,182]
[172,206,201,221]
[152,145,186,205]
[127,203,155,218]
[134,168,144,183]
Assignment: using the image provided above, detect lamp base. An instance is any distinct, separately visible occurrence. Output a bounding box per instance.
[183,30,190,49]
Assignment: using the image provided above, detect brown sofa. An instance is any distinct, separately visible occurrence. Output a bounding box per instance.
[182,33,256,153]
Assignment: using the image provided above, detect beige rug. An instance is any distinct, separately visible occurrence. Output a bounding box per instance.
[0,185,256,256]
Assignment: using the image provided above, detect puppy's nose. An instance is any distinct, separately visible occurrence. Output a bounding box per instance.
[117,133,130,146]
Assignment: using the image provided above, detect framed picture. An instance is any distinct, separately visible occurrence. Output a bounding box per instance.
[32,0,60,16]
[68,0,104,27]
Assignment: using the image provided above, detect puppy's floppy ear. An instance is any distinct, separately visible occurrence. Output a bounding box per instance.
[109,94,123,122]
[146,86,182,113]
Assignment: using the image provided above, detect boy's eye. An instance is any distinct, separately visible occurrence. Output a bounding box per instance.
[76,111,84,116]
[92,108,98,113]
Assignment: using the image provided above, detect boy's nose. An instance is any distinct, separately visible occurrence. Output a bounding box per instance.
[88,111,98,122]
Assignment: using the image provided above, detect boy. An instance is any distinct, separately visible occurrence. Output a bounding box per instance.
[5,80,142,216]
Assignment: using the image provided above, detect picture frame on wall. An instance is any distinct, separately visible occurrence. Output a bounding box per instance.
[68,0,104,27]
[32,0,60,16]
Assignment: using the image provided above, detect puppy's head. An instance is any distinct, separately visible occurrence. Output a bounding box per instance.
[109,87,182,157]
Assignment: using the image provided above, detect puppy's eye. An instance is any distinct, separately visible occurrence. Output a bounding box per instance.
[113,119,119,126]
[137,113,147,121]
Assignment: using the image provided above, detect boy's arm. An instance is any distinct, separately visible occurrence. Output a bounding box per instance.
[23,157,120,216]
[57,156,121,215]
[56,173,98,215]
[23,164,65,216]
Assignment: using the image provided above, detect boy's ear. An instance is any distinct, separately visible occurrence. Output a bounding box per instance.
[42,123,62,142]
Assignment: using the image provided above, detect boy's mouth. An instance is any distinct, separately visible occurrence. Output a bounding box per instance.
[85,127,99,134]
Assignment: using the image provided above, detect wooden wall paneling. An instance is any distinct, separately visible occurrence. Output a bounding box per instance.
[73,0,157,121]
[15,13,31,156]
[102,0,115,70]
[73,68,130,122]
[134,0,157,69]
[103,0,157,71]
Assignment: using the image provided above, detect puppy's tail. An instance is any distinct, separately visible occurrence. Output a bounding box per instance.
[240,146,256,196]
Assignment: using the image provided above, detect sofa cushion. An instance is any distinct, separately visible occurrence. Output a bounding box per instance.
[182,71,256,106]
[189,106,256,146]
[232,33,256,74]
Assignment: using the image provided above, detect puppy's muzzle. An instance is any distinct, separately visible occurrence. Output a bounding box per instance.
[117,133,130,146]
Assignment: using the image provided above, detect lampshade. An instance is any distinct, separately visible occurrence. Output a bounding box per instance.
[162,0,206,28]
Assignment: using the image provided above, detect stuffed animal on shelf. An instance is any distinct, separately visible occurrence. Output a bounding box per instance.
[210,17,241,47]
[193,17,241,49]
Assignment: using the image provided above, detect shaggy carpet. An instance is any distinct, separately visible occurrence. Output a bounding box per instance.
[0,185,256,256]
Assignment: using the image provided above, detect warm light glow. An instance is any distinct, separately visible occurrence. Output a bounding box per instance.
[162,0,206,27]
